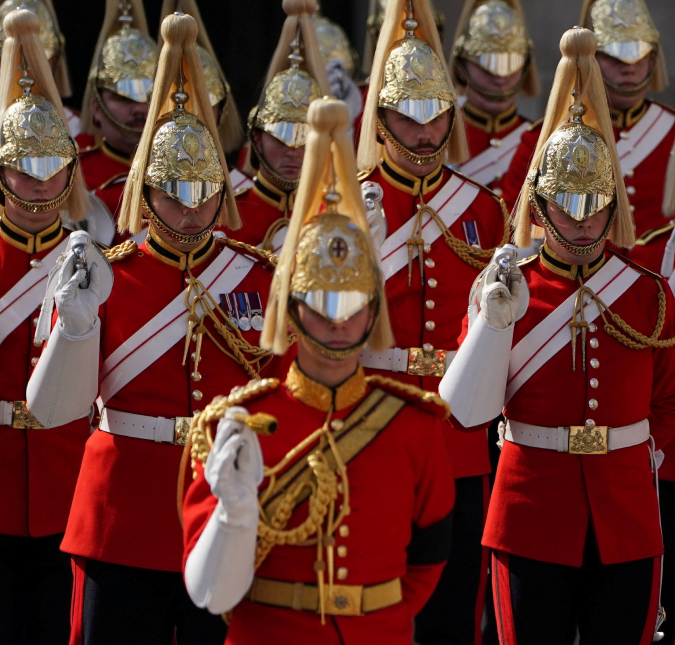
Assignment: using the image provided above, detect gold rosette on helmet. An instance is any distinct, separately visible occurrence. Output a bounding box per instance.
[514,27,634,255]
[580,0,667,94]
[450,0,539,99]
[81,0,157,136]
[158,0,243,154]
[0,9,88,218]
[262,97,393,358]
[118,12,239,239]
[357,0,467,171]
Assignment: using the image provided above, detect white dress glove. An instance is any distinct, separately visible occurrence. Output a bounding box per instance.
[480,278,522,330]
[185,406,264,614]
[55,253,101,337]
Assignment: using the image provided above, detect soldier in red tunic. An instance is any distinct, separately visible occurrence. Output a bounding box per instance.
[502,0,675,274]
[449,0,539,196]
[442,27,675,645]
[233,0,329,253]
[356,1,510,642]
[181,96,455,645]
[0,9,92,643]
[26,14,286,644]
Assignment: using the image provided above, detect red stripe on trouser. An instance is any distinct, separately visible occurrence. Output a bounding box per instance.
[474,475,491,645]
[639,556,662,645]
[492,551,517,645]
[69,556,87,645]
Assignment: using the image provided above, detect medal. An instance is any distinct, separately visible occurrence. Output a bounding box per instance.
[248,292,265,331]
[237,293,252,331]
[220,293,239,328]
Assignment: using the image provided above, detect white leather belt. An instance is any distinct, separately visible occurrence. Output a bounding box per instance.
[503,419,650,454]
[360,347,456,377]
[99,408,192,446]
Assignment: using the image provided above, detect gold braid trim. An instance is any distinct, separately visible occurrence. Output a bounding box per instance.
[103,240,138,263]
[365,374,450,418]
[217,237,279,268]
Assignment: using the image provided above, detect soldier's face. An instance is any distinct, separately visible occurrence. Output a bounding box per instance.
[253,131,305,181]
[147,187,220,238]
[463,60,524,94]
[596,51,654,110]
[296,302,374,353]
[539,201,612,248]
[92,90,149,153]
[382,108,451,156]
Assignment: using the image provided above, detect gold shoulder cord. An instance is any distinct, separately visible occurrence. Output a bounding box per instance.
[189,394,350,625]
[407,192,510,279]
[365,374,450,417]
[103,240,138,263]
[260,218,289,253]
[569,277,675,371]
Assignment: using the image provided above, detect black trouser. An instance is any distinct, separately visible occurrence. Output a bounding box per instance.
[492,537,658,645]
[659,479,675,644]
[80,558,227,645]
[415,475,488,645]
[0,532,72,645]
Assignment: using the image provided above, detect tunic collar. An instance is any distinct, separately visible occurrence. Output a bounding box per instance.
[540,243,606,281]
[609,100,648,129]
[0,211,62,253]
[380,152,444,197]
[463,101,519,134]
[253,172,295,212]
[145,226,215,271]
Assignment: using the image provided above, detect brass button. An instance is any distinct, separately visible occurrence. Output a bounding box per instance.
[33,338,43,347]
[626,185,636,196]
[423,244,432,254]
[588,323,597,333]
[191,352,196,361]
[192,390,203,401]
[336,567,348,580]
[331,419,344,431]
[31,357,38,367]
[32,317,39,327]
[489,137,502,148]
[590,378,599,389]
[30,259,41,269]
[194,409,200,414]
[425,321,436,331]
[590,358,600,369]
[590,338,599,349]
[339,525,350,538]
[337,546,347,558]
[619,131,630,139]
[423,343,434,352]
[495,172,504,181]
[191,372,202,382]
[425,300,435,310]
[337,482,344,494]
[629,205,636,213]
[625,169,634,178]
[425,258,435,268]
[589,399,598,410]
[493,187,503,197]
[427,278,438,288]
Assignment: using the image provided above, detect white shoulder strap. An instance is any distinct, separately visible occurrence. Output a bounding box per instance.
[506,257,641,401]
[229,168,254,193]
[458,121,530,187]
[616,104,675,174]
[98,246,256,404]
[379,173,481,281]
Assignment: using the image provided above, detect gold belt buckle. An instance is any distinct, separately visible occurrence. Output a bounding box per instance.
[321,584,364,617]
[174,417,192,446]
[12,401,44,429]
[568,423,609,454]
[408,345,447,377]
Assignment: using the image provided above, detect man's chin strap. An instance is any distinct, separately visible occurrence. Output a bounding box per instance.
[376,116,451,166]
[454,58,530,103]
[141,194,217,245]
[602,68,654,97]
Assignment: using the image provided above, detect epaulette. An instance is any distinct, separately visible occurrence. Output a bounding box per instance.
[365,374,450,419]
[517,254,539,267]
[104,240,138,263]
[218,237,278,269]
[188,378,280,470]
[98,172,129,191]
[633,221,675,247]
[357,167,375,182]
[527,117,544,132]
[607,249,665,280]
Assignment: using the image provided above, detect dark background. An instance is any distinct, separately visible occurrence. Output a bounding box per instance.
[53,0,674,125]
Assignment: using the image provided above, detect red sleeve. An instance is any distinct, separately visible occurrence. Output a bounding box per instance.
[501,127,539,213]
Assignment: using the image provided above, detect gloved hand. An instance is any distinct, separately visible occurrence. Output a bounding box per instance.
[204,406,263,532]
[478,245,524,330]
[55,254,101,337]
[326,58,363,123]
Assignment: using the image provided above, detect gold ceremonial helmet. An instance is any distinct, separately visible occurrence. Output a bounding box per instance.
[514,27,634,254]
[145,88,225,210]
[453,0,530,77]
[199,46,227,107]
[263,97,392,358]
[367,0,444,47]
[0,0,60,58]
[312,11,357,78]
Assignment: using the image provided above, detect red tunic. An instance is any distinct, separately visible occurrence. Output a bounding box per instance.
[361,155,509,479]
[453,249,675,566]
[60,231,281,572]
[182,365,455,645]
[460,101,530,193]
[501,100,675,274]
[0,215,90,537]
[232,172,295,252]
